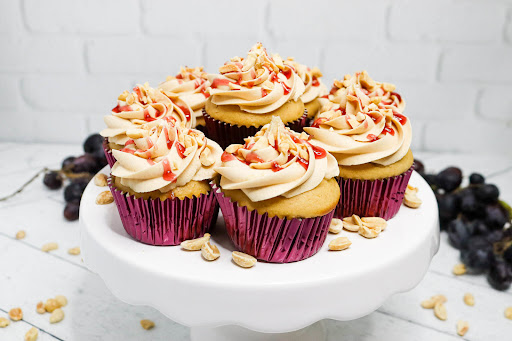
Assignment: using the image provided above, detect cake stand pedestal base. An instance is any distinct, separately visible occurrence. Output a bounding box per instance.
[190,321,326,341]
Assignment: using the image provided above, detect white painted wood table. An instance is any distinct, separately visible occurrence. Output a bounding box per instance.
[0,143,511,341]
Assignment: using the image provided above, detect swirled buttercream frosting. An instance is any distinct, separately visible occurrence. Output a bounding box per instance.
[208,43,305,114]
[101,83,196,146]
[328,70,405,113]
[304,83,412,167]
[215,116,339,202]
[158,67,210,126]
[111,119,222,193]
[285,58,327,105]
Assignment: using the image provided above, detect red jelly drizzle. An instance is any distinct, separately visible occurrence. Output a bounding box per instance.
[176,143,186,159]
[367,134,378,142]
[134,87,142,101]
[329,86,338,95]
[146,138,154,149]
[200,87,210,98]
[283,68,292,79]
[261,88,269,97]
[176,74,184,79]
[124,139,134,146]
[271,161,283,172]
[177,104,191,121]
[391,92,402,102]
[270,72,278,82]
[194,79,201,89]
[143,109,155,122]
[162,159,176,182]
[163,128,173,149]
[221,152,236,162]
[311,117,328,128]
[369,114,383,124]
[383,125,395,136]
[312,77,320,87]
[147,159,155,165]
[245,152,264,163]
[297,157,309,170]
[211,78,231,89]
[120,148,135,154]
[112,105,131,113]
[304,141,327,159]
[282,82,291,95]
[393,113,407,125]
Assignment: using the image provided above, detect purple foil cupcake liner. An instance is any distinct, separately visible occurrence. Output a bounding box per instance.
[211,182,334,263]
[109,178,219,246]
[203,109,308,149]
[102,137,116,168]
[335,167,413,220]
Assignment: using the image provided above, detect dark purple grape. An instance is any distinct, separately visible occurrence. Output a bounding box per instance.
[63,202,80,221]
[460,236,493,272]
[422,173,438,188]
[460,191,485,219]
[72,154,100,174]
[484,204,509,230]
[62,156,76,171]
[43,171,63,190]
[436,167,463,193]
[486,229,505,244]
[504,245,512,266]
[467,219,489,236]
[487,259,512,291]
[83,133,104,155]
[469,173,485,185]
[448,218,474,249]
[64,181,87,203]
[476,184,500,204]
[413,159,425,174]
[437,193,460,227]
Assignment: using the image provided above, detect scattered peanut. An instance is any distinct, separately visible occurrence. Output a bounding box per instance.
[94,173,108,187]
[232,251,257,268]
[328,218,343,234]
[342,215,362,232]
[463,293,474,307]
[328,237,352,251]
[16,230,26,239]
[421,295,447,309]
[456,320,469,336]
[361,217,387,231]
[68,247,81,255]
[44,298,60,313]
[41,242,58,252]
[434,302,447,321]
[24,327,38,341]
[358,225,381,239]
[453,263,467,276]
[0,317,10,327]
[49,308,64,324]
[36,302,45,314]
[55,295,68,307]
[8,307,22,321]
[96,190,114,205]
[181,233,211,251]
[404,184,422,208]
[140,319,155,330]
[201,241,220,261]
[505,307,512,320]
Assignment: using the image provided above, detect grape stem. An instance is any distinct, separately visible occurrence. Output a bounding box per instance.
[0,167,49,201]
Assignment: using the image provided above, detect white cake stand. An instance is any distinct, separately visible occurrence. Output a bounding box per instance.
[80,169,439,341]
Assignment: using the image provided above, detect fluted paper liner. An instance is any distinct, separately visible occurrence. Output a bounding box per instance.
[203,109,308,149]
[335,167,413,220]
[211,182,333,263]
[109,178,219,246]
[102,138,116,168]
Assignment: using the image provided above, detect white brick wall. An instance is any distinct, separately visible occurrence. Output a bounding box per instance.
[1,0,511,156]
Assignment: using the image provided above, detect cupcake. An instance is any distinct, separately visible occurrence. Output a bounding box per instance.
[213,116,340,263]
[100,83,196,167]
[304,78,413,220]
[204,43,307,148]
[328,70,405,113]
[285,58,328,121]
[108,119,223,245]
[158,67,211,132]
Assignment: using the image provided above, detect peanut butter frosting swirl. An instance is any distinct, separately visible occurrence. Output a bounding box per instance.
[111,119,222,194]
[328,70,405,113]
[285,58,328,104]
[304,83,412,167]
[101,83,196,146]
[158,67,210,126]
[208,43,305,114]
[215,116,339,202]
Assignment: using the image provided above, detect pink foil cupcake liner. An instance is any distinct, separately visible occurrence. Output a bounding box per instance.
[203,109,308,149]
[335,167,413,220]
[109,178,219,246]
[211,182,334,263]
[102,138,116,168]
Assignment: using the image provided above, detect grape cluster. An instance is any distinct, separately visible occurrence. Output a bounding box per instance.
[415,160,512,291]
[43,134,107,221]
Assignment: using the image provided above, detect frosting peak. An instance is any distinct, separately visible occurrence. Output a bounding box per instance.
[285,58,328,104]
[208,43,305,114]
[215,116,339,202]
